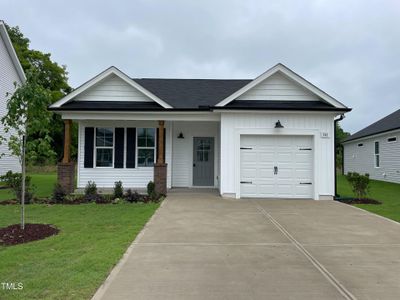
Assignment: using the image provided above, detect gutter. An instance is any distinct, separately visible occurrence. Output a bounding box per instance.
[334,114,345,198]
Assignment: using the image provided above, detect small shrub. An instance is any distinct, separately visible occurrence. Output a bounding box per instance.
[113,181,124,199]
[0,171,34,203]
[147,181,159,201]
[124,189,142,203]
[52,184,66,203]
[345,172,370,200]
[84,181,97,196]
[84,181,98,202]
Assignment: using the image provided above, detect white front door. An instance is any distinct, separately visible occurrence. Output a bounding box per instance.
[240,135,313,198]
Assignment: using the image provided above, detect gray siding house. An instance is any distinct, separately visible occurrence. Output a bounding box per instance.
[343,109,400,183]
[0,20,25,175]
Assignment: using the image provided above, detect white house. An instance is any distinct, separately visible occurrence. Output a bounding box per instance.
[0,20,25,175]
[343,109,400,183]
[50,63,350,200]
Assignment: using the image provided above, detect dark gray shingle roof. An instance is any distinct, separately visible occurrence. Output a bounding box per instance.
[345,108,400,142]
[133,78,251,108]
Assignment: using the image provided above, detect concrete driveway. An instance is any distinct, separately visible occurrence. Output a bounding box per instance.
[93,190,400,300]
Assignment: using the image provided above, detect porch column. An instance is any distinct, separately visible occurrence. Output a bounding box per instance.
[57,119,75,194]
[154,120,167,195]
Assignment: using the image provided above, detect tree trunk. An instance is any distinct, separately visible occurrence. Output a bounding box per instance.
[21,134,26,230]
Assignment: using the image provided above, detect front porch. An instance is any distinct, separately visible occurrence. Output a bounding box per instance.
[58,118,220,195]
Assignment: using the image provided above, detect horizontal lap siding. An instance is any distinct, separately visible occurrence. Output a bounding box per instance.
[0,34,21,175]
[220,113,335,198]
[237,72,320,101]
[77,120,172,188]
[344,130,400,183]
[75,74,153,102]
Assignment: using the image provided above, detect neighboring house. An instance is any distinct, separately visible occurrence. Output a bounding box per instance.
[343,109,400,183]
[50,63,350,200]
[0,20,25,175]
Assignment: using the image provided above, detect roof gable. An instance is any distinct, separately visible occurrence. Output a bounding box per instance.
[216,63,347,108]
[0,20,25,83]
[75,74,153,102]
[236,71,320,101]
[50,67,172,109]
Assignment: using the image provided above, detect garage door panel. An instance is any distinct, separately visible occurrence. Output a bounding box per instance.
[240,135,313,199]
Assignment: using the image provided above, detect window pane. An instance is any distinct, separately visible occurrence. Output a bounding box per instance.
[138,128,155,147]
[146,128,155,147]
[375,141,379,154]
[376,155,380,167]
[96,148,113,167]
[138,149,154,167]
[96,128,113,147]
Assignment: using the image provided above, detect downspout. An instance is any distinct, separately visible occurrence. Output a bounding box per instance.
[334,114,345,198]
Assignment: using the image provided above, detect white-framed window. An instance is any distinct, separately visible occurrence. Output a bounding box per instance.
[137,128,156,167]
[374,141,380,168]
[95,127,114,167]
[387,136,397,143]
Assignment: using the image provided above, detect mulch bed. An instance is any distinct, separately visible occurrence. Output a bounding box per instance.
[0,223,59,246]
[335,197,382,205]
[0,200,17,205]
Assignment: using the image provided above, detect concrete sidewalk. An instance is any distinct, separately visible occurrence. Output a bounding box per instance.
[93,190,400,300]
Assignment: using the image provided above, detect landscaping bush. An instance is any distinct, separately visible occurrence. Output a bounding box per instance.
[84,181,98,202]
[345,172,370,200]
[147,181,159,201]
[124,189,142,203]
[113,181,123,199]
[52,184,66,203]
[0,170,34,203]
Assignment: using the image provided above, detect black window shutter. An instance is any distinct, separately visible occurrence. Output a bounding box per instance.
[156,128,166,163]
[84,127,94,168]
[114,128,124,168]
[126,128,136,168]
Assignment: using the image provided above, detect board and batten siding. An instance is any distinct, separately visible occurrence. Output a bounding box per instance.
[343,130,400,183]
[75,74,153,102]
[236,72,320,101]
[0,34,22,175]
[171,121,220,187]
[77,120,172,188]
[220,112,335,199]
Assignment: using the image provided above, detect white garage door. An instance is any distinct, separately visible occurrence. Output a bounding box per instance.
[240,135,313,198]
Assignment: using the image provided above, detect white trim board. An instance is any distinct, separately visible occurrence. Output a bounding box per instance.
[215,63,347,109]
[50,66,172,109]
[0,20,25,82]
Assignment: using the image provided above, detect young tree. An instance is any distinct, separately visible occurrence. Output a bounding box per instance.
[0,70,53,229]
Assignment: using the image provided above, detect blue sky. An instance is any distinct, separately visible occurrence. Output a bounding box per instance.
[1,0,399,133]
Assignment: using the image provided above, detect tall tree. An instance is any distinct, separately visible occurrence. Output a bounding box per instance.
[5,23,76,163]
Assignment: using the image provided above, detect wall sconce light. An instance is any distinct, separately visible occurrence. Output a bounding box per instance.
[275,120,284,128]
[177,132,184,139]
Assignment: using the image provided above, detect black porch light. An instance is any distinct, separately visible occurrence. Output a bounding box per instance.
[177,132,184,139]
[275,120,284,128]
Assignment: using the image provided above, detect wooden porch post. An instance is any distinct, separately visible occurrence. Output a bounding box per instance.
[154,120,167,195]
[157,120,165,164]
[58,119,75,193]
[62,119,72,163]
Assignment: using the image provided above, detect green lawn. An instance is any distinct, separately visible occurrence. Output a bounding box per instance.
[337,174,400,222]
[0,173,57,201]
[0,203,159,300]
